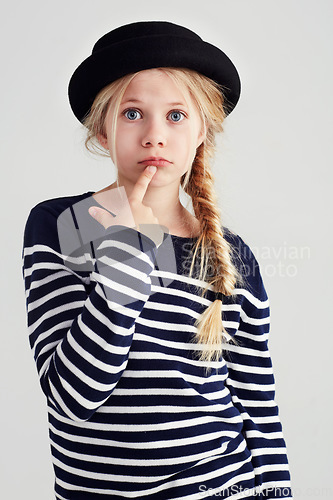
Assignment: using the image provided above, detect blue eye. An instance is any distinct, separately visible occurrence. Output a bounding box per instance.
[169,111,185,122]
[124,109,141,120]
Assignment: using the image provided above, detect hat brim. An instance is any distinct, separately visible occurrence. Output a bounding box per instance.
[68,35,241,123]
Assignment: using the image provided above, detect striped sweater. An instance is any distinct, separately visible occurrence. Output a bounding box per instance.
[22,191,292,499]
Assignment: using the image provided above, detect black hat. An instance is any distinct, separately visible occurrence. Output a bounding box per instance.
[68,21,241,123]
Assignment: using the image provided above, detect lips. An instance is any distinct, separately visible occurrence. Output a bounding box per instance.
[139,157,171,167]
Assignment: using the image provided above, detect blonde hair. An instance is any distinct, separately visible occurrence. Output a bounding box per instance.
[83,67,243,364]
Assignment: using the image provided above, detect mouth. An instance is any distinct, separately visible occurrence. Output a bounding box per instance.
[139,157,171,167]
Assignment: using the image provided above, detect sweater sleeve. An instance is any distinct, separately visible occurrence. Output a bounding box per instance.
[224,235,292,499]
[22,202,158,422]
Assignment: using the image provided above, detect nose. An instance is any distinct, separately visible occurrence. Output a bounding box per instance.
[141,119,166,148]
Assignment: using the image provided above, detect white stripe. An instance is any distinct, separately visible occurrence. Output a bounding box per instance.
[250,415,282,424]
[111,387,226,397]
[98,254,152,281]
[67,326,130,363]
[49,366,119,417]
[50,428,236,459]
[98,400,236,414]
[57,339,127,389]
[31,320,72,354]
[235,330,269,342]
[226,361,273,375]
[53,493,67,500]
[25,270,78,299]
[38,345,58,377]
[92,271,150,303]
[246,430,284,440]
[49,380,84,422]
[240,310,270,326]
[232,287,269,309]
[144,299,202,317]
[84,296,136,336]
[230,395,277,408]
[151,269,209,289]
[98,238,154,267]
[251,446,288,456]
[227,379,275,392]
[254,463,290,474]
[224,343,270,358]
[50,412,238,436]
[23,243,86,263]
[27,284,84,312]
[133,334,218,354]
[101,385,237,406]
[146,295,242,314]
[129,350,225,369]
[260,479,292,492]
[122,369,228,385]
[49,403,232,432]
[135,318,196,333]
[28,300,84,334]
[24,261,73,279]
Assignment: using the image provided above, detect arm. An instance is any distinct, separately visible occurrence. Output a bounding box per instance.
[225,236,292,498]
[23,202,157,422]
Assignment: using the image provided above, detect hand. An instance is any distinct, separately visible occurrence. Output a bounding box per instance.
[88,165,165,247]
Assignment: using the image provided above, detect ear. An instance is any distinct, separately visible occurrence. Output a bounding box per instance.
[97,133,108,150]
[196,128,206,148]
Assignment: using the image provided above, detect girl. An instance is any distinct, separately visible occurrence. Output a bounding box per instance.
[22,21,292,499]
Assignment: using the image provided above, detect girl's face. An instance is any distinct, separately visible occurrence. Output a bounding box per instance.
[99,69,206,190]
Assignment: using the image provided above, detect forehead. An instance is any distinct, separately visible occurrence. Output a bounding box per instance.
[122,69,191,105]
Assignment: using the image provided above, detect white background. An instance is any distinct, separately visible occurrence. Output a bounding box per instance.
[1,0,332,498]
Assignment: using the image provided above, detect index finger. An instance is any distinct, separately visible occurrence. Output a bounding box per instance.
[130,166,157,203]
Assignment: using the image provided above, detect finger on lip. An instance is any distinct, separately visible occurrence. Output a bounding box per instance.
[140,159,170,167]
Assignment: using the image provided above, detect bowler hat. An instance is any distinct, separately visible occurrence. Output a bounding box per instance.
[68,21,241,123]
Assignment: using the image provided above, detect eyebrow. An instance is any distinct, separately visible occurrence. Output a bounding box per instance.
[121,98,187,106]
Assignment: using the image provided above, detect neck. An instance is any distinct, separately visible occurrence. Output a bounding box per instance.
[131,181,189,233]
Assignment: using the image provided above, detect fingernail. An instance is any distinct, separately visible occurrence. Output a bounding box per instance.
[89,207,97,217]
[147,165,157,173]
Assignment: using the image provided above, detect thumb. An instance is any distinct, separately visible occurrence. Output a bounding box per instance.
[88,206,114,229]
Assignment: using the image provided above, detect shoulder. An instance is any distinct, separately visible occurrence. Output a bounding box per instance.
[23,191,94,250]
[223,226,257,267]
[27,191,94,220]
[222,226,268,303]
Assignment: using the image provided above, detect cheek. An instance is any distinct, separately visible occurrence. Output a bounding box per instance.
[177,127,200,162]
[114,128,134,162]
[116,123,139,145]
[184,137,201,173]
